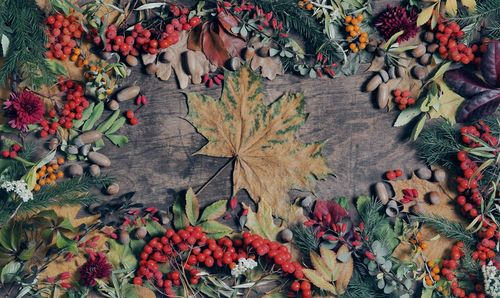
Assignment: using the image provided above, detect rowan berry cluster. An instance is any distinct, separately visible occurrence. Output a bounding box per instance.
[45,13,83,61]
[472,222,497,265]
[344,15,368,53]
[133,227,312,298]
[1,143,22,159]
[409,231,428,250]
[39,80,90,138]
[33,158,65,192]
[125,110,138,126]
[460,121,498,148]
[92,5,201,57]
[424,260,441,286]
[392,89,416,110]
[385,168,403,180]
[434,21,477,64]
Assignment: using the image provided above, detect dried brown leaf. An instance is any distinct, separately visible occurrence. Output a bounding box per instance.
[334,244,353,294]
[250,56,284,80]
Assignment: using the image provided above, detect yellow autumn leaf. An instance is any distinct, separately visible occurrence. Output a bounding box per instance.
[243,202,283,241]
[429,78,464,124]
[445,0,458,15]
[335,245,353,294]
[303,269,337,294]
[417,4,437,27]
[461,0,476,11]
[310,251,333,282]
[319,246,338,280]
[186,67,331,218]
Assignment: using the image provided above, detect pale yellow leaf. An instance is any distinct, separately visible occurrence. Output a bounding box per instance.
[244,202,283,241]
[445,0,458,15]
[334,245,353,294]
[461,0,476,11]
[311,251,333,282]
[320,247,339,281]
[303,269,337,294]
[428,78,464,124]
[417,4,437,27]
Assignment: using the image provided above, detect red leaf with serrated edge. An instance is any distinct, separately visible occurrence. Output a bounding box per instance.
[480,40,500,87]
[457,89,500,122]
[202,23,230,67]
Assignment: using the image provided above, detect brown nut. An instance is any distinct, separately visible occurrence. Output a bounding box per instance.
[106,183,120,195]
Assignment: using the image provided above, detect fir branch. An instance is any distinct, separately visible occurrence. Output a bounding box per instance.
[415,215,477,248]
[450,0,500,40]
[341,263,391,298]
[290,224,319,261]
[414,120,461,169]
[0,0,58,88]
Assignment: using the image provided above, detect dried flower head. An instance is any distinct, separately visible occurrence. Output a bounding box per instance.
[3,91,45,132]
[374,6,418,43]
[78,252,112,286]
[1,180,33,202]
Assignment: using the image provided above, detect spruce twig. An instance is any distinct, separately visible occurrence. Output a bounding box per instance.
[414,120,461,169]
[415,214,477,248]
[290,224,319,261]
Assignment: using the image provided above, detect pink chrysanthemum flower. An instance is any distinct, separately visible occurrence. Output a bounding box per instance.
[3,91,45,132]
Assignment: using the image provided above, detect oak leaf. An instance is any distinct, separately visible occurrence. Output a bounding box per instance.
[186,67,331,218]
[243,202,283,241]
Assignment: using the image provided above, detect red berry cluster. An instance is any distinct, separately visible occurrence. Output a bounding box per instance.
[460,121,498,148]
[133,227,312,298]
[434,21,477,64]
[439,242,487,298]
[392,89,416,110]
[472,220,498,265]
[202,73,225,88]
[45,271,72,290]
[314,53,337,78]
[1,143,22,159]
[93,5,201,57]
[45,13,83,60]
[125,110,138,126]
[400,188,418,204]
[385,169,403,180]
[39,80,90,138]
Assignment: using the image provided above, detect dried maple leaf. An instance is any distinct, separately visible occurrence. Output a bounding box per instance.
[250,55,284,80]
[243,202,284,240]
[186,67,331,218]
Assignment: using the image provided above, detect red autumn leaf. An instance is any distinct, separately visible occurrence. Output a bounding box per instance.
[187,24,203,51]
[202,23,231,67]
[217,10,240,35]
[217,24,246,58]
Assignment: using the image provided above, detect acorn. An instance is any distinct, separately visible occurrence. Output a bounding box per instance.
[89,164,101,177]
[107,99,120,111]
[68,164,83,177]
[119,230,130,245]
[106,183,120,195]
[145,63,158,75]
[280,229,293,243]
[428,191,441,205]
[433,169,446,183]
[135,226,147,239]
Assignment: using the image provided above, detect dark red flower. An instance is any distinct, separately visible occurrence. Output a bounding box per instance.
[78,252,112,286]
[374,6,418,43]
[3,91,45,132]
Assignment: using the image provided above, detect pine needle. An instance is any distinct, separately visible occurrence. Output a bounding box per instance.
[290,224,319,261]
[415,214,477,248]
[414,120,461,169]
[450,0,500,40]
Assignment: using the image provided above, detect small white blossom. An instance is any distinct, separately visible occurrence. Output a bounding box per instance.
[482,261,500,297]
[231,258,258,277]
[1,180,33,202]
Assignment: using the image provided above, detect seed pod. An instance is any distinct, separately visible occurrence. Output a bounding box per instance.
[419,54,431,66]
[106,183,120,195]
[89,164,101,177]
[74,130,103,147]
[428,191,441,205]
[107,99,120,111]
[145,63,158,75]
[424,32,435,43]
[301,196,314,208]
[433,169,446,183]
[377,83,389,109]
[119,230,130,245]
[48,138,59,150]
[68,164,83,177]
[411,44,426,58]
[243,47,255,61]
[88,152,111,167]
[366,74,382,92]
[415,167,432,180]
[412,65,428,80]
[125,55,138,67]
[427,43,439,53]
[280,229,293,243]
[117,86,141,102]
[379,69,389,82]
[257,46,270,57]
[375,182,389,204]
[67,145,79,155]
[135,226,147,239]
[386,200,402,217]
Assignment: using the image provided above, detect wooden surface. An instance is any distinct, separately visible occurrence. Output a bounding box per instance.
[100,65,425,212]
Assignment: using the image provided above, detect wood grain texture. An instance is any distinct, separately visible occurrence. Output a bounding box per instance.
[100,65,425,211]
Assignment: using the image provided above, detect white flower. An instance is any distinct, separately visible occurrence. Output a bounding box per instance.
[231,258,258,277]
[0,180,33,202]
[482,261,500,297]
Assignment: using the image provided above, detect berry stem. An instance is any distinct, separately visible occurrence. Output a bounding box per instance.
[195,156,235,196]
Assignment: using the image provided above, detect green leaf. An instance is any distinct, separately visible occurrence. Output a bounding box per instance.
[244,202,283,241]
[303,269,337,294]
[73,102,95,128]
[411,114,428,140]
[185,188,200,225]
[200,221,232,238]
[97,110,120,133]
[55,232,74,250]
[35,210,58,220]
[172,195,188,229]
[428,61,451,82]
[105,117,126,135]
[82,101,104,131]
[18,244,35,261]
[199,200,227,222]
[0,124,17,133]
[57,218,75,232]
[46,59,68,76]
[106,239,138,269]
[0,223,15,251]
[383,30,404,51]
[145,220,165,237]
[106,135,129,147]
[394,107,421,127]
[0,261,21,283]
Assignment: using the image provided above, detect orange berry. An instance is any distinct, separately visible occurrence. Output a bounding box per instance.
[349,43,357,50]
[420,242,428,250]
[357,14,364,21]
[359,43,366,49]
[34,184,41,192]
[359,36,368,43]
[351,18,359,25]
[57,157,65,165]
[52,164,59,170]
[70,54,78,62]
[57,171,64,179]
[349,30,357,37]
[39,179,46,186]
[305,3,313,10]
[49,173,57,181]
[353,25,360,32]
[345,16,353,23]
[427,260,435,267]
[346,25,354,32]
[361,32,368,38]
[47,166,54,173]
[432,266,440,274]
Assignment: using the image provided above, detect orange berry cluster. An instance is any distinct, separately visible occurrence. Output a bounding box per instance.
[34,158,65,192]
[45,13,83,61]
[409,231,428,250]
[297,0,314,11]
[345,15,368,53]
[424,260,441,286]
[393,89,416,110]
